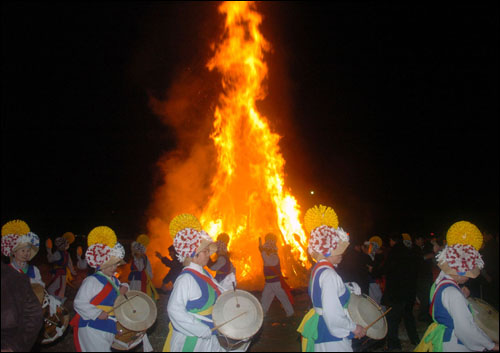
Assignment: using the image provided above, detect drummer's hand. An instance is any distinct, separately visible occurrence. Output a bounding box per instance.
[97,311,109,320]
[352,324,366,339]
[119,285,129,295]
[461,286,470,298]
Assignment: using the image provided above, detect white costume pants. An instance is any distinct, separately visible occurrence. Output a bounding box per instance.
[261,281,294,317]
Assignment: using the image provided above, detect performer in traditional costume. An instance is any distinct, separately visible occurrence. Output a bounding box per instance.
[259,232,295,318]
[70,226,129,352]
[128,234,158,301]
[415,221,498,352]
[402,232,413,249]
[163,213,227,352]
[1,219,44,287]
[47,232,77,301]
[208,232,236,291]
[364,235,384,307]
[298,205,366,352]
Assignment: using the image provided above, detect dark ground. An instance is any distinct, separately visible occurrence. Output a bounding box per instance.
[35,265,428,352]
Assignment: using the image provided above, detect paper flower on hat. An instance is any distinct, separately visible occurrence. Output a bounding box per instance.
[169,214,202,238]
[86,243,112,268]
[173,228,202,263]
[446,221,483,250]
[136,234,150,247]
[2,220,30,237]
[85,226,123,268]
[87,226,117,248]
[304,205,339,234]
[308,225,350,257]
[436,244,484,277]
[62,232,75,244]
[1,218,39,259]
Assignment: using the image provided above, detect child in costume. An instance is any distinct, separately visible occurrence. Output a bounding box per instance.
[298,205,366,352]
[208,232,236,291]
[163,213,230,352]
[128,234,158,301]
[70,226,129,352]
[1,219,44,287]
[259,232,295,318]
[47,232,77,300]
[415,221,498,352]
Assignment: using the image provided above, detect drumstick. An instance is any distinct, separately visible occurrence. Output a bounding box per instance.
[365,307,392,330]
[211,311,248,332]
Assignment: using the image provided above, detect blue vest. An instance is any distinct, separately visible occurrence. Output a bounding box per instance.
[309,262,354,343]
[77,274,120,334]
[431,280,465,345]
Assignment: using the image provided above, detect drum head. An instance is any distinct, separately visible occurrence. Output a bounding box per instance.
[114,290,157,332]
[468,297,499,343]
[212,289,263,340]
[348,293,387,340]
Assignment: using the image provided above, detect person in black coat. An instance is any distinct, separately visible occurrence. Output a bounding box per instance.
[381,233,420,350]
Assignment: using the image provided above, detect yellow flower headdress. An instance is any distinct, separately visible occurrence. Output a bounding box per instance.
[446,221,483,250]
[88,226,117,248]
[169,214,202,238]
[63,232,75,244]
[136,234,150,247]
[304,204,339,233]
[2,219,30,237]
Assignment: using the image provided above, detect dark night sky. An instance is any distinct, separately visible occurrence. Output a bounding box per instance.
[2,2,498,242]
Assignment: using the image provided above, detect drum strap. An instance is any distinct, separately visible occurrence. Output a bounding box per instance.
[183,268,222,296]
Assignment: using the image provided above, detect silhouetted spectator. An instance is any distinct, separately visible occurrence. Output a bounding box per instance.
[381,233,419,350]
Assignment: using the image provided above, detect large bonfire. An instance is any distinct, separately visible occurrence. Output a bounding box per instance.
[146,1,310,290]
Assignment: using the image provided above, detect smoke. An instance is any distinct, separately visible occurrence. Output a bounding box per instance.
[145,67,218,286]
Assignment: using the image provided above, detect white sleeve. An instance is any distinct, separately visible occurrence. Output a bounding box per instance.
[167,273,212,339]
[47,250,61,263]
[320,269,357,338]
[442,287,495,352]
[261,252,279,267]
[31,266,45,287]
[73,276,107,321]
[209,256,227,272]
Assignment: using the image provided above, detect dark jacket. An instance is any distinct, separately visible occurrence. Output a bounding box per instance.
[380,242,418,304]
[1,262,44,352]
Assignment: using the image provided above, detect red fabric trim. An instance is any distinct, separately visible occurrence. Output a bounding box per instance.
[429,278,459,317]
[70,281,114,351]
[141,271,147,293]
[184,268,222,296]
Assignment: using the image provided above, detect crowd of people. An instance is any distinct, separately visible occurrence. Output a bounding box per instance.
[1,209,498,352]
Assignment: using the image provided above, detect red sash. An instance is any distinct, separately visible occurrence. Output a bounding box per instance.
[70,282,113,352]
[183,268,222,296]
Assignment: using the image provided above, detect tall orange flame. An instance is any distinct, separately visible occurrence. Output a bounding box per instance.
[147,1,309,290]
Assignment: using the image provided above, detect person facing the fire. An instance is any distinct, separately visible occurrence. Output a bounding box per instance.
[298,204,366,352]
[163,214,228,352]
[70,226,130,352]
[128,233,158,301]
[208,232,236,291]
[259,232,295,318]
[415,221,498,352]
[1,219,45,287]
